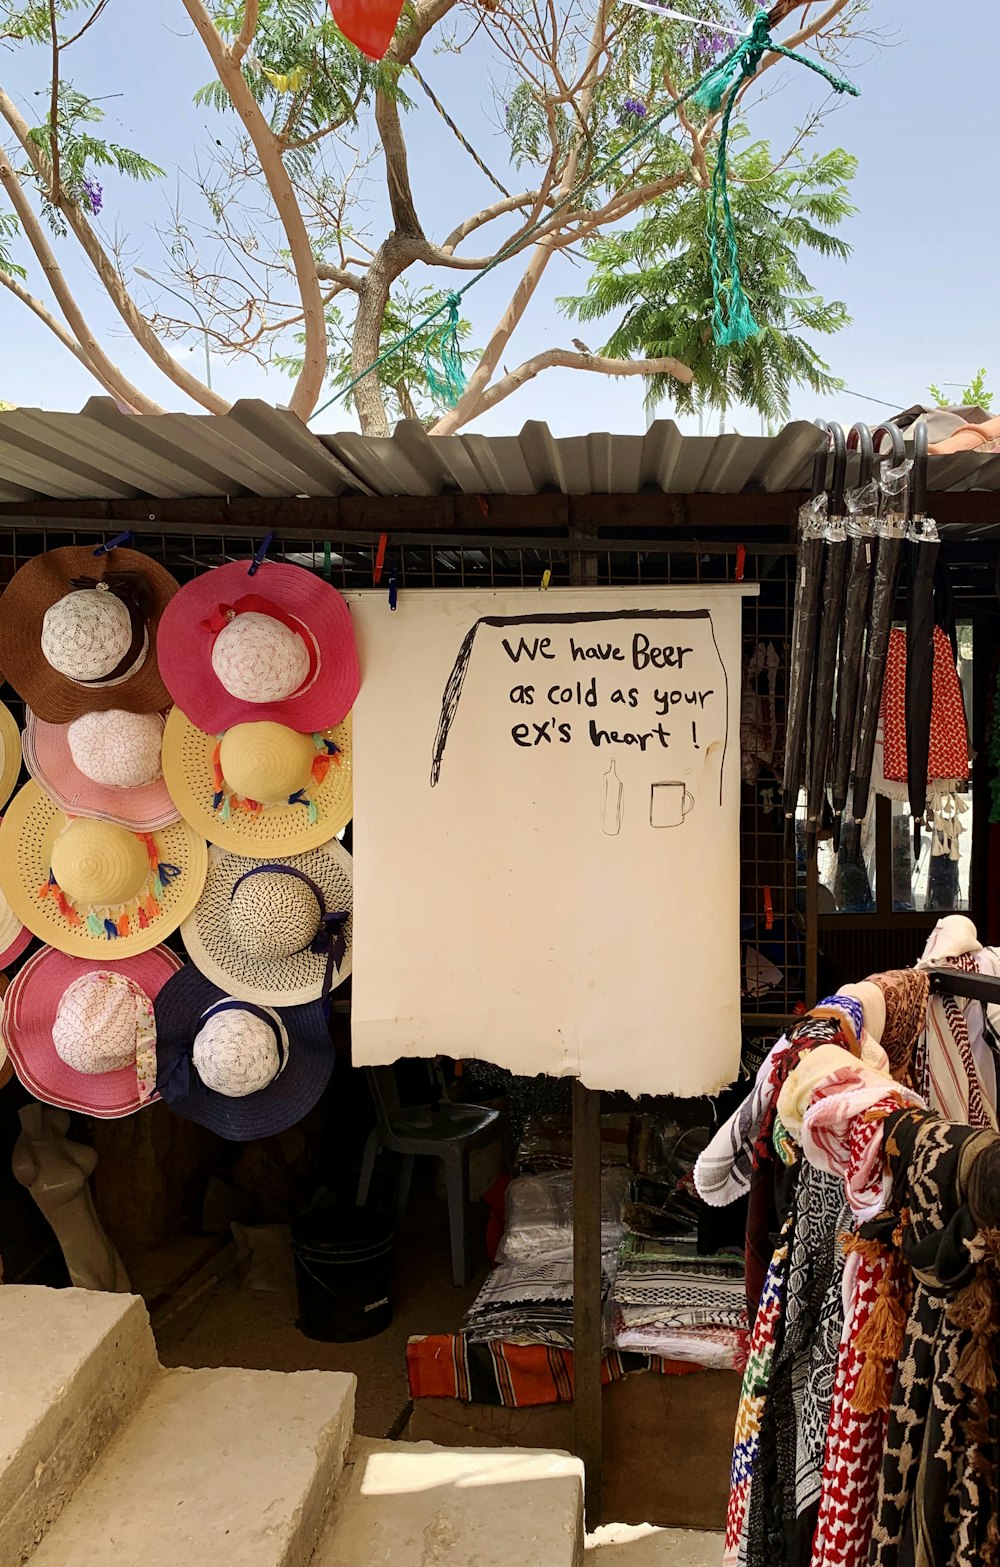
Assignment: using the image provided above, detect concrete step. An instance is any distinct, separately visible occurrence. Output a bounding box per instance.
[586,1525,721,1565]
[311,1435,584,1567]
[28,1364,355,1567]
[0,1286,158,1566]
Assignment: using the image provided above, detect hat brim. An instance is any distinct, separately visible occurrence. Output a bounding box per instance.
[23,708,180,831]
[0,782,208,958]
[161,708,353,855]
[156,560,359,734]
[0,701,22,810]
[0,975,12,1091]
[0,547,180,723]
[153,963,334,1140]
[180,840,353,1007]
[2,945,182,1116]
[0,825,32,969]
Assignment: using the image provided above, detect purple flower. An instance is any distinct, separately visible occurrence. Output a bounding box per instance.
[80,176,103,216]
[695,29,730,60]
[620,97,648,121]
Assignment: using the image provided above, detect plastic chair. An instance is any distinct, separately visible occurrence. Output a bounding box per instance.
[355,1065,502,1286]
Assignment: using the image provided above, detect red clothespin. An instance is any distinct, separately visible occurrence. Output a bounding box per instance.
[735,544,746,583]
[373,532,388,587]
[763,885,773,931]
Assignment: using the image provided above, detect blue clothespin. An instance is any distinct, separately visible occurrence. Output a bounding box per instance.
[93,530,133,556]
[248,532,275,577]
[388,566,398,611]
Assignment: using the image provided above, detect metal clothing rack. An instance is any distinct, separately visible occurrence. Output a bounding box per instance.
[926,966,1000,1004]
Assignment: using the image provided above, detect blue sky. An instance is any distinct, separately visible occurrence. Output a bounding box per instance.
[0,1,994,435]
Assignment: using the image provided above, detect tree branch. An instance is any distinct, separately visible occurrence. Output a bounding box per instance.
[0,268,119,395]
[47,0,60,203]
[0,145,163,412]
[433,349,693,430]
[181,0,327,420]
[0,86,229,413]
[441,191,541,253]
[316,261,363,293]
[231,0,259,67]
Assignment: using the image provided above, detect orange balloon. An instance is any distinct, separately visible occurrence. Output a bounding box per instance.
[328,0,404,60]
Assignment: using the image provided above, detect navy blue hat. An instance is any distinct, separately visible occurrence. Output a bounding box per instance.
[153,963,333,1141]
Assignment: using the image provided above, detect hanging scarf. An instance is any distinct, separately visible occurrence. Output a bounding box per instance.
[725,1218,793,1567]
[869,1109,1000,1567]
[865,968,930,1086]
[918,953,998,1129]
[796,1198,853,1558]
[879,625,969,855]
[744,1163,846,1567]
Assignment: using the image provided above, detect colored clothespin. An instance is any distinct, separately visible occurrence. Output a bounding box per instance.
[387,559,398,611]
[248,532,275,576]
[93,530,133,556]
[763,885,773,931]
[735,544,746,583]
[540,566,552,590]
[373,532,388,587]
[323,540,332,582]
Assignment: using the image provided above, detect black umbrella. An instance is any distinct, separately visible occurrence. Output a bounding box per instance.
[804,423,848,849]
[904,422,940,851]
[830,425,877,831]
[852,426,910,824]
[782,427,832,848]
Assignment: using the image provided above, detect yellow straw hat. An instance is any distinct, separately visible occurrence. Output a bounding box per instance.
[0,700,22,810]
[161,708,352,855]
[0,781,208,958]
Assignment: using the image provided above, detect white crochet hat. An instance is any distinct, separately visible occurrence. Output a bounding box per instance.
[23,708,178,831]
[67,709,164,788]
[41,587,136,682]
[192,1002,288,1097]
[211,612,312,704]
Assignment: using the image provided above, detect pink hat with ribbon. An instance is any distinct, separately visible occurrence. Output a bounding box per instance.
[1,944,182,1117]
[156,557,359,735]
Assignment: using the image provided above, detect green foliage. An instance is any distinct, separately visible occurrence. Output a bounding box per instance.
[0,210,25,277]
[562,135,857,422]
[928,368,993,412]
[199,0,408,168]
[277,284,476,424]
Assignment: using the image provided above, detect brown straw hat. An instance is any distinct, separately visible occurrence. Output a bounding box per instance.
[0,545,180,723]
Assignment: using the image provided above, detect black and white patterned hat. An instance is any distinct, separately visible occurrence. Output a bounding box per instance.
[179,838,353,1006]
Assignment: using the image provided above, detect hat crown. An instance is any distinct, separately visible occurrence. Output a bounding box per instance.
[52,970,148,1074]
[41,590,131,681]
[192,1008,282,1096]
[211,613,310,704]
[50,818,148,907]
[219,722,314,806]
[67,709,165,789]
[229,871,320,959]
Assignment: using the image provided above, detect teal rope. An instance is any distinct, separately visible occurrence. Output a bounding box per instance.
[312,9,858,420]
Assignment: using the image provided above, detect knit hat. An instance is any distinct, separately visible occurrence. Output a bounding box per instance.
[180,840,353,1007]
[0,701,21,811]
[0,781,208,957]
[23,707,179,830]
[161,708,352,854]
[156,559,359,734]
[0,546,179,722]
[1,944,182,1116]
[153,963,334,1140]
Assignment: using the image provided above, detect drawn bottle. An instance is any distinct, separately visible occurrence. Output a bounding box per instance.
[602,760,623,836]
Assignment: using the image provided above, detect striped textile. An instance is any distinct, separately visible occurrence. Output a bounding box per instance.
[406,1333,700,1407]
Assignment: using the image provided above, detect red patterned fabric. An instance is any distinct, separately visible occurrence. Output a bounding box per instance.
[881,626,968,786]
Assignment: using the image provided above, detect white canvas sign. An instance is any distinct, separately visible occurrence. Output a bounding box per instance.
[348,587,752,1096]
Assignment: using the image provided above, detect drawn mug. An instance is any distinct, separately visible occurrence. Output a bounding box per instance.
[650,780,695,828]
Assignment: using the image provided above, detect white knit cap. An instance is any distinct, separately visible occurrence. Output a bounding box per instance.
[211,613,310,704]
[192,1003,286,1097]
[51,971,155,1080]
[67,709,165,789]
[228,871,321,960]
[41,589,133,681]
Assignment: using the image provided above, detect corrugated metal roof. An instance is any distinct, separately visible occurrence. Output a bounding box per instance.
[2,398,1000,504]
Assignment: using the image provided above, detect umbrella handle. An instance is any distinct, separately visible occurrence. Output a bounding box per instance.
[911,421,929,520]
[848,423,875,487]
[872,422,906,467]
[828,422,847,514]
[812,418,832,497]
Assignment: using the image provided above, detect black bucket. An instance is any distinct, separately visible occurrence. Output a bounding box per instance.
[291,1207,394,1342]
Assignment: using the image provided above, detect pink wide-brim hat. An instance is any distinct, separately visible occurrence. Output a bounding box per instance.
[156,560,360,734]
[2,944,183,1117]
[23,710,180,831]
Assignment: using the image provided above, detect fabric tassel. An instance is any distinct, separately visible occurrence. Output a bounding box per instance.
[288,790,307,808]
[137,906,150,929]
[38,870,56,899]
[103,918,119,939]
[86,913,105,938]
[246,799,262,814]
[311,753,331,786]
[152,876,164,899]
[950,1272,999,1394]
[117,914,130,937]
[212,790,225,811]
[144,894,159,920]
[158,862,181,885]
[850,1351,891,1414]
[307,799,319,825]
[219,795,232,822]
